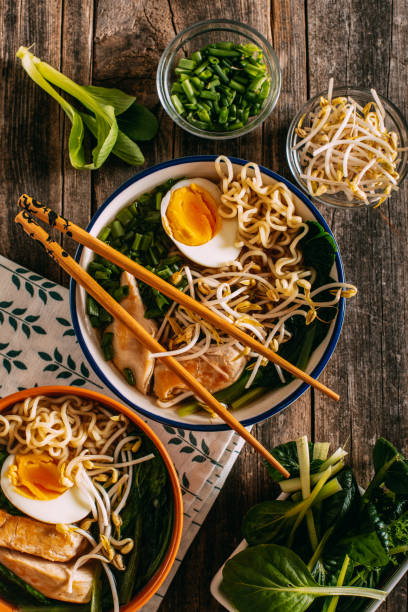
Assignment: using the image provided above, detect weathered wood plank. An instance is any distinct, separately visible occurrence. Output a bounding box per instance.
[92,0,177,211]
[58,0,94,285]
[0,0,63,282]
[307,1,408,608]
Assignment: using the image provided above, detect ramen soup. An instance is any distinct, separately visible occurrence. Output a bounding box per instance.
[86,156,357,416]
[0,394,173,611]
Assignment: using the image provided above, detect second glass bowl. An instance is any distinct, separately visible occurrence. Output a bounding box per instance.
[286,86,408,209]
[157,19,281,140]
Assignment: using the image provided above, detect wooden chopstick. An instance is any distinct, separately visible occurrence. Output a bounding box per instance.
[17,194,340,402]
[15,210,290,478]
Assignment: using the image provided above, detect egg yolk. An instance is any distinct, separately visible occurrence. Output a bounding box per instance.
[165,184,219,246]
[7,454,68,501]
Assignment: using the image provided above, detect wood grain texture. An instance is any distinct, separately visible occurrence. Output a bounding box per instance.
[0,0,64,282]
[1,0,407,610]
[307,1,408,610]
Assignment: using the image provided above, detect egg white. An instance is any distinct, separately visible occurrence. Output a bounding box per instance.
[161,177,241,268]
[1,455,94,524]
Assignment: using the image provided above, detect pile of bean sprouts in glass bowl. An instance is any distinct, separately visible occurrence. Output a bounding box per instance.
[286,80,408,209]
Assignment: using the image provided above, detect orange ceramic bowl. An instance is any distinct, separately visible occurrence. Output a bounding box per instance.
[0,386,183,612]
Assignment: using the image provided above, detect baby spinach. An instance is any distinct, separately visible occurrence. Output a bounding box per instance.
[299,221,337,287]
[371,437,408,495]
[222,436,408,612]
[243,500,298,545]
[221,544,386,612]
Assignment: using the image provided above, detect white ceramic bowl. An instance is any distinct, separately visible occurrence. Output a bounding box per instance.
[70,156,346,431]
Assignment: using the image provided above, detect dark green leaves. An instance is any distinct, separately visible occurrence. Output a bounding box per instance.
[299,221,337,287]
[117,102,159,141]
[372,438,408,495]
[265,441,323,483]
[337,531,390,570]
[243,500,297,545]
[319,468,360,535]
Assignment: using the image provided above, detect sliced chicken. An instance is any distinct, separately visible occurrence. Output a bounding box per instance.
[154,344,247,400]
[0,547,93,603]
[0,509,86,562]
[106,271,158,394]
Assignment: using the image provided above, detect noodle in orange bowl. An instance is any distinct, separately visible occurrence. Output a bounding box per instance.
[0,386,183,612]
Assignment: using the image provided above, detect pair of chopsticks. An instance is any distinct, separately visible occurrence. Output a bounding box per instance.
[15,195,338,478]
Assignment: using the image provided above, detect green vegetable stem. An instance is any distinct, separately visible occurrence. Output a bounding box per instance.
[16,47,158,170]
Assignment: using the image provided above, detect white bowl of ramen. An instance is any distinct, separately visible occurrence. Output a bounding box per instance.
[70,155,349,431]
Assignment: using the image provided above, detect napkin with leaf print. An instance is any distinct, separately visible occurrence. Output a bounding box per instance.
[0,254,245,611]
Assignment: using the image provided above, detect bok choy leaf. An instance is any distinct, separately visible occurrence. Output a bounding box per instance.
[16,46,157,170]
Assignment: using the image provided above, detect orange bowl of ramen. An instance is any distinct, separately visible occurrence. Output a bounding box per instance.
[0,386,183,612]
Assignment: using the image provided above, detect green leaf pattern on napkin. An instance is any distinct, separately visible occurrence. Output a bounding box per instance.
[0,254,245,612]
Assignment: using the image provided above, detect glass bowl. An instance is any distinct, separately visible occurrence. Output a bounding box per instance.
[286,86,408,209]
[156,19,281,140]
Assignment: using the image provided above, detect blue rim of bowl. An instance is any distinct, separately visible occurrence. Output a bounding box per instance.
[70,155,345,431]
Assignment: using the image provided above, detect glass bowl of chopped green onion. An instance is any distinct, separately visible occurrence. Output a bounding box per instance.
[157,19,281,139]
[286,86,408,209]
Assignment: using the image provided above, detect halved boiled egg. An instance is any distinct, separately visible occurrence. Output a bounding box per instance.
[161,178,241,267]
[1,454,94,524]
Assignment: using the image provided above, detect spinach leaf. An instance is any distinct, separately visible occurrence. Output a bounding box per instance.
[372,438,408,495]
[264,441,323,483]
[319,468,360,536]
[221,544,317,612]
[336,531,390,570]
[221,544,386,612]
[118,102,159,141]
[299,221,337,287]
[243,500,297,545]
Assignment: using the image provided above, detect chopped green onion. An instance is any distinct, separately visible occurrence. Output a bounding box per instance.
[191,50,202,63]
[116,207,133,226]
[113,285,130,301]
[86,295,99,317]
[111,220,125,238]
[181,79,196,103]
[155,192,163,210]
[123,368,136,386]
[230,79,246,94]
[177,58,196,71]
[171,94,185,115]
[98,226,111,242]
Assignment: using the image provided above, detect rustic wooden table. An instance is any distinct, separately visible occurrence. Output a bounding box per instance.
[1,1,407,610]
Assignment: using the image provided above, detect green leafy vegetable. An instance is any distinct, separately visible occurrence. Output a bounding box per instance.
[221,544,386,612]
[222,436,408,612]
[118,102,159,141]
[299,221,337,287]
[16,46,157,170]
